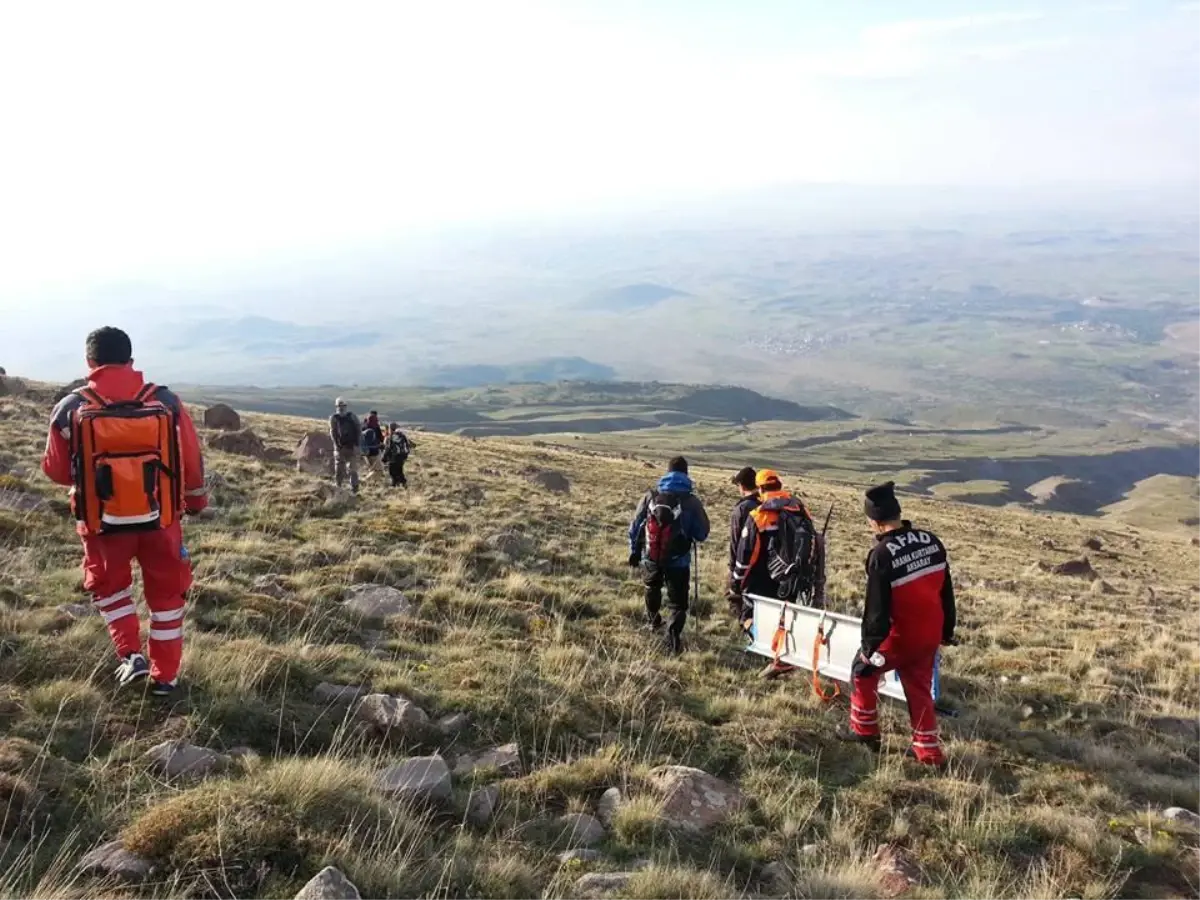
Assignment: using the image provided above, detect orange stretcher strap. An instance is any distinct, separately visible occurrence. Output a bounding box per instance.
[811,624,841,702]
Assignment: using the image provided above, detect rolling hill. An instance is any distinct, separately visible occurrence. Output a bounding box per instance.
[0,379,1197,898]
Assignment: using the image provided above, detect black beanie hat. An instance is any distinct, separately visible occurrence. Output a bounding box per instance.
[864,481,902,521]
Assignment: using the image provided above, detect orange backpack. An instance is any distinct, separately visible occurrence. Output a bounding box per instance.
[70,384,182,535]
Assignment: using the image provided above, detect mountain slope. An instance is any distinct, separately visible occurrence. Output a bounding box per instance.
[0,381,1197,899]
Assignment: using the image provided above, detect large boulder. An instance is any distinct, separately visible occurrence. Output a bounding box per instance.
[466,784,500,828]
[486,531,534,558]
[376,755,452,805]
[1163,807,1200,829]
[144,741,228,780]
[648,765,747,831]
[454,742,522,778]
[873,844,922,898]
[575,873,633,898]
[296,431,336,474]
[202,403,242,430]
[556,812,605,847]
[1052,557,1097,580]
[596,787,623,827]
[355,693,429,736]
[314,682,367,706]
[77,840,152,882]
[294,865,362,900]
[527,470,571,493]
[206,428,267,459]
[342,585,413,621]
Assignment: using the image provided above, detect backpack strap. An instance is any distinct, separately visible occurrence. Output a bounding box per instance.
[75,387,107,409]
[134,382,159,403]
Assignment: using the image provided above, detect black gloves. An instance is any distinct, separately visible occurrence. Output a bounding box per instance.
[628,551,641,568]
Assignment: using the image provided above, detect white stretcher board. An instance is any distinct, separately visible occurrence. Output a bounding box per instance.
[744,593,940,704]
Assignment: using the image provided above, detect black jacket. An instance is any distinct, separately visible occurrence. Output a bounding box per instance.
[728,494,760,573]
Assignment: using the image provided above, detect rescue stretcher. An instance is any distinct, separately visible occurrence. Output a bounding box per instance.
[743,592,941,704]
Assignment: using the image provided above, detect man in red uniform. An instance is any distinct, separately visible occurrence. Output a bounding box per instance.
[42,327,208,695]
[838,481,956,765]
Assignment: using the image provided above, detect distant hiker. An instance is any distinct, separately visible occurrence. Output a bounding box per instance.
[628,456,710,654]
[361,410,384,480]
[41,327,207,696]
[836,481,956,767]
[328,398,362,493]
[726,466,760,618]
[729,470,826,627]
[382,423,414,488]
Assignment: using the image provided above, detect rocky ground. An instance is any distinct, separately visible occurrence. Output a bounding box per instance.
[0,376,1197,899]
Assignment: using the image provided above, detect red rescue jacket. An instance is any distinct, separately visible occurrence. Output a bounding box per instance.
[42,364,208,534]
[862,521,956,658]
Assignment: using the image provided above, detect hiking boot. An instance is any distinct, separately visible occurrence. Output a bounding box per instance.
[150,679,178,698]
[835,726,881,752]
[644,615,664,632]
[114,653,150,687]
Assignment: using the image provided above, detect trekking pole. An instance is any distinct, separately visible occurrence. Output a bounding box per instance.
[692,544,700,624]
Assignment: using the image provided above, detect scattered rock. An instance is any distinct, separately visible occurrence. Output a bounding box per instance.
[480,468,502,477]
[486,531,533,558]
[454,742,522,778]
[462,484,487,506]
[575,872,633,898]
[1191,536,1199,547]
[355,693,429,736]
[648,765,746,831]
[295,431,336,474]
[1040,538,1056,550]
[558,849,603,865]
[249,575,286,600]
[873,844,922,898]
[527,470,571,493]
[761,861,793,894]
[376,755,452,805]
[53,378,88,402]
[1082,536,1103,551]
[557,812,605,847]
[342,584,413,620]
[1091,579,1117,595]
[206,428,267,459]
[314,682,367,705]
[596,787,622,827]
[1146,716,1200,742]
[466,784,500,828]
[1163,807,1200,829]
[144,741,228,779]
[294,865,362,900]
[801,842,823,857]
[1019,704,1036,720]
[0,489,46,512]
[1051,557,1097,580]
[56,603,95,620]
[438,712,471,736]
[77,840,152,882]
[202,403,241,430]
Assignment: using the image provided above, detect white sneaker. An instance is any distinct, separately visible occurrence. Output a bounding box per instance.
[114,653,150,687]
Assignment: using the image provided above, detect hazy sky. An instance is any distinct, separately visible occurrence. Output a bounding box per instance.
[0,0,1197,301]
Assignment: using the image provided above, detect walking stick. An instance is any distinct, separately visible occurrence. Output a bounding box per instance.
[692,544,700,627]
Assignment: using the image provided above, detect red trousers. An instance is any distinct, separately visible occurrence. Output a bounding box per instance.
[81,523,192,683]
[849,645,944,765]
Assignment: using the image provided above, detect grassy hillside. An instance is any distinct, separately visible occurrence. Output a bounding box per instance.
[0,382,1198,899]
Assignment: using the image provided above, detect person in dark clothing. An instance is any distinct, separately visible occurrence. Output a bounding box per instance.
[362,410,385,480]
[382,423,414,488]
[328,398,362,493]
[837,481,957,766]
[628,456,710,654]
[726,466,760,618]
[730,470,826,628]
